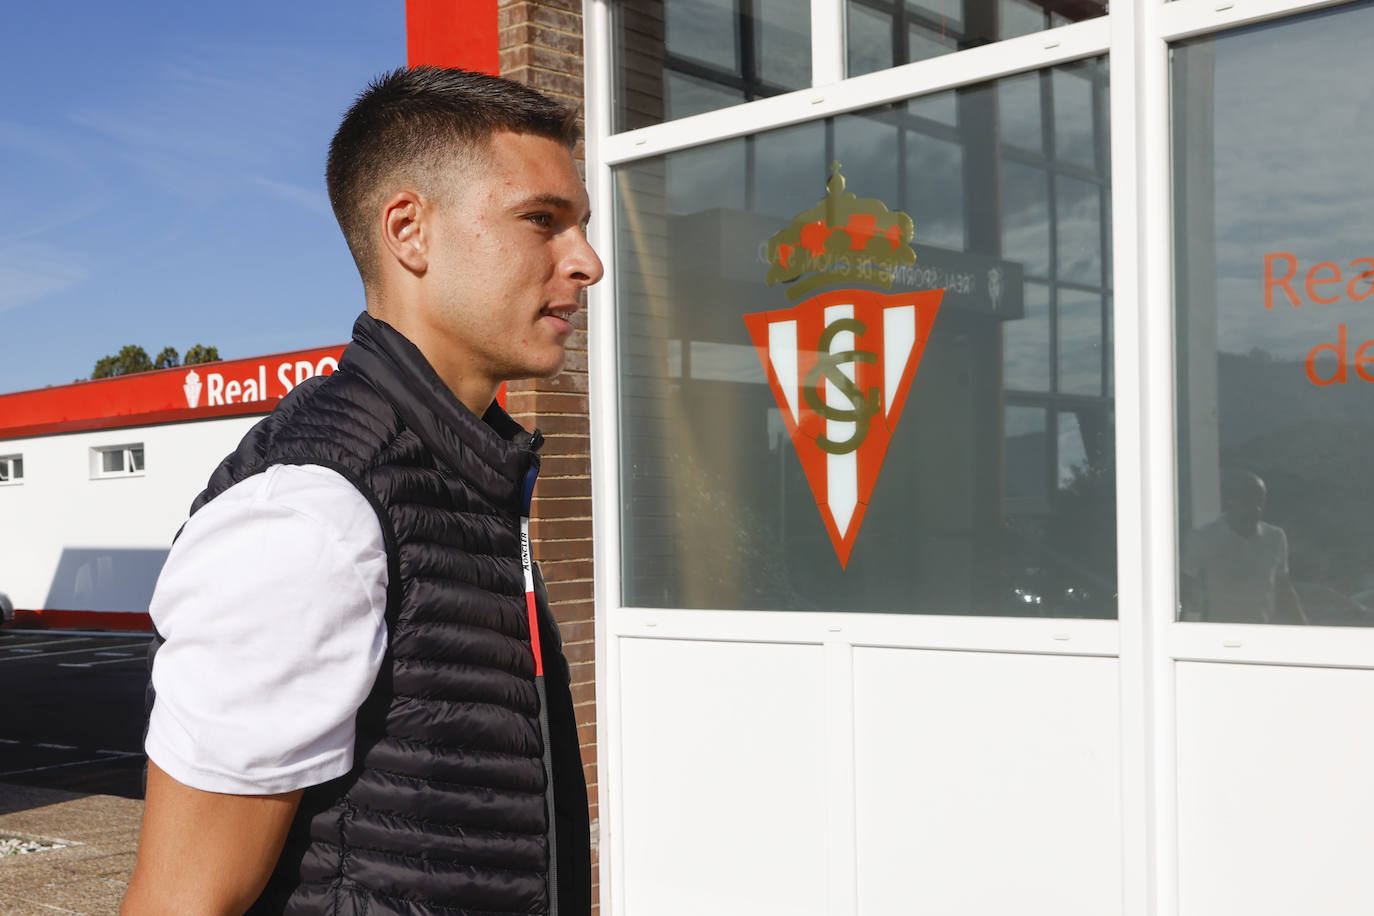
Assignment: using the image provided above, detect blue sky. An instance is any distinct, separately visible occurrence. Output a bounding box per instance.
[1,1,405,393]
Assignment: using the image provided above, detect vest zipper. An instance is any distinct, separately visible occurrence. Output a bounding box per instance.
[521,460,560,916]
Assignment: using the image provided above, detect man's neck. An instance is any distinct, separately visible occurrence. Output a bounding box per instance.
[364,302,498,416]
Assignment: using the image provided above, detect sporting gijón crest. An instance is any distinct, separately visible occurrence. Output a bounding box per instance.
[745,163,944,567]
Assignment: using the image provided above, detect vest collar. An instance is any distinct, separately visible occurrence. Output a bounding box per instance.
[340,312,541,512]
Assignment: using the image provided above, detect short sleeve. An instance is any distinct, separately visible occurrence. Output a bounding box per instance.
[145,464,388,795]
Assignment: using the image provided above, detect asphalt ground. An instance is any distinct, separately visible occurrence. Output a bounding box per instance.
[0,630,152,799]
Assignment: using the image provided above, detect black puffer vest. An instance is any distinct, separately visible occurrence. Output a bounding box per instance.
[147,314,589,915]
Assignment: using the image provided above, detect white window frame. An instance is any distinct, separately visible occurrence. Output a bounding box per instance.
[583,1,1372,912]
[91,443,146,479]
[0,453,22,485]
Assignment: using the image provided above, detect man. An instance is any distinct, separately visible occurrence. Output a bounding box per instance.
[122,67,602,915]
[1181,470,1307,624]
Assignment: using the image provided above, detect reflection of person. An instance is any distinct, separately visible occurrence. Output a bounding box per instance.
[122,68,602,914]
[1181,470,1307,624]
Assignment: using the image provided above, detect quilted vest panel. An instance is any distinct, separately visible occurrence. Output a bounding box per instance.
[147,314,589,915]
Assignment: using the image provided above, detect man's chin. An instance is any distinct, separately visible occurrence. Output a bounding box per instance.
[505,354,567,384]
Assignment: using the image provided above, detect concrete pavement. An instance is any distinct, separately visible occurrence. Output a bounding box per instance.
[0,782,141,915]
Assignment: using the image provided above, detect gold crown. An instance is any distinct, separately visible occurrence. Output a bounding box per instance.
[765,162,917,301]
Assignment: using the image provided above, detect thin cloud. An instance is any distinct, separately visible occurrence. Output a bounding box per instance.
[0,244,89,314]
[0,119,110,244]
[248,176,330,215]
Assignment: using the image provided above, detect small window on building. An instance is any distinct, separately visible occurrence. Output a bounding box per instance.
[0,454,22,484]
[92,444,145,478]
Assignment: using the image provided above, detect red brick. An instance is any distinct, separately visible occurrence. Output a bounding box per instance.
[530,476,588,499]
[508,390,588,414]
[558,618,595,642]
[533,538,591,560]
[571,681,597,707]
[562,641,596,665]
[539,455,591,477]
[547,581,593,606]
[540,556,594,579]
[554,596,594,616]
[531,516,592,539]
[529,4,582,32]
[532,412,589,436]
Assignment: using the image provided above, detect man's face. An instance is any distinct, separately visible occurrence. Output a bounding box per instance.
[422,131,602,389]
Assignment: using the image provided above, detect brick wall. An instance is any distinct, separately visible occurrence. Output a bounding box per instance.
[497,0,600,909]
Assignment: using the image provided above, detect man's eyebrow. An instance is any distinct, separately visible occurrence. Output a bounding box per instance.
[512,193,592,225]
[512,193,577,211]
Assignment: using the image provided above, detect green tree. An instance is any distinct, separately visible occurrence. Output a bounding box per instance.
[92,345,153,379]
[154,347,180,369]
[183,344,220,365]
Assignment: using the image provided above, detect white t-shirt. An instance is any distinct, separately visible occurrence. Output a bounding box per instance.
[145,464,389,795]
[1181,518,1289,623]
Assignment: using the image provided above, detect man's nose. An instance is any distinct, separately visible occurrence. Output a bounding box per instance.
[565,232,604,288]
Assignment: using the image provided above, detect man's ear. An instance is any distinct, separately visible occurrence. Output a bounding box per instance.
[379,190,427,275]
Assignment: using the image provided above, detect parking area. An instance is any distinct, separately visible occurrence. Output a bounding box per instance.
[0,630,152,799]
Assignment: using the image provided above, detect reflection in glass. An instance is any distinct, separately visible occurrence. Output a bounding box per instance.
[1004,282,1050,392]
[848,4,896,75]
[1052,69,1097,168]
[666,71,746,121]
[1174,3,1374,626]
[1001,161,1050,277]
[846,0,1107,77]
[615,59,1113,616]
[613,0,811,131]
[1057,176,1102,285]
[906,134,964,248]
[998,71,1043,153]
[1058,289,1102,396]
[1005,406,1048,509]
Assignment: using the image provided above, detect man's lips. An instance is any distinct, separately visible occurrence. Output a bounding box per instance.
[539,304,579,332]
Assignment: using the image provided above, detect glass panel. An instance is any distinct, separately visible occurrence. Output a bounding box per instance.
[665,0,738,70]
[1058,289,1103,396]
[615,59,1113,615]
[1005,406,1048,510]
[847,4,895,79]
[1174,3,1374,626]
[998,71,1043,154]
[1000,0,1048,39]
[11,457,21,480]
[753,122,828,220]
[0,460,9,483]
[1056,175,1103,286]
[1001,161,1050,278]
[907,92,957,127]
[666,71,747,120]
[847,0,1106,77]
[102,449,124,474]
[1004,281,1051,392]
[906,134,964,248]
[130,447,145,472]
[613,0,811,131]
[1052,67,1097,169]
[757,0,811,87]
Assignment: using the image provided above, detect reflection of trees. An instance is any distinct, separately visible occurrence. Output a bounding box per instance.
[1001,444,1115,619]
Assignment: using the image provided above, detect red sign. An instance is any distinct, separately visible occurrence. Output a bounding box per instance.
[745,289,943,567]
[0,345,346,441]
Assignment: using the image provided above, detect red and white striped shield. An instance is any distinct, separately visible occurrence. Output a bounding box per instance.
[744,288,943,567]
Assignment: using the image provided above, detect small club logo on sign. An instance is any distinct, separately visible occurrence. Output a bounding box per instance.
[183,370,203,409]
[744,164,943,567]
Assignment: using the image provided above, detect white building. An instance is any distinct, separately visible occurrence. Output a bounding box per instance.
[0,345,342,628]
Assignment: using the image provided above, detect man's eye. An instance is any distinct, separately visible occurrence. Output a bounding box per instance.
[526,213,553,228]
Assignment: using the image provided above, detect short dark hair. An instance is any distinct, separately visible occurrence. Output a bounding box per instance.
[326,66,580,286]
